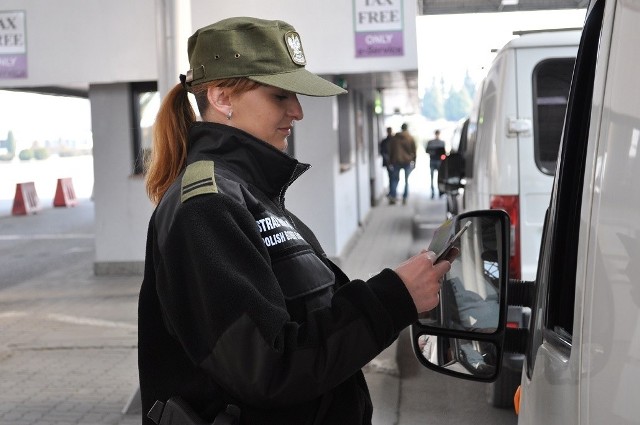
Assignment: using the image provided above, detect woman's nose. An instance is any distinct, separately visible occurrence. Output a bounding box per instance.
[289,95,304,121]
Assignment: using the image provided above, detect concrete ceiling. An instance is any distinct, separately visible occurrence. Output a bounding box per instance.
[418,0,589,15]
[344,70,420,115]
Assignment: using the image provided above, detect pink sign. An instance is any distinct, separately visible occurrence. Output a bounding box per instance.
[355,31,403,57]
[0,54,27,78]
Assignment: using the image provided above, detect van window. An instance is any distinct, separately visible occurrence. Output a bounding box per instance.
[532,58,576,175]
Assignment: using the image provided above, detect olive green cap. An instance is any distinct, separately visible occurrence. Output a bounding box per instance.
[183,17,347,97]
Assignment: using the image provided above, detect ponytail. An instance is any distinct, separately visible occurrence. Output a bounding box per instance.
[144,78,260,204]
[145,84,196,204]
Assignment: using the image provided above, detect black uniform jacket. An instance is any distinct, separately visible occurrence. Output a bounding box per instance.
[138,122,418,425]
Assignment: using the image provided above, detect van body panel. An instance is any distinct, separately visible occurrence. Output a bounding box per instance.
[518,44,599,424]
[490,50,519,197]
[466,50,518,211]
[519,342,579,425]
[521,191,546,279]
[579,2,640,423]
[469,53,500,212]
[520,2,610,423]
[520,1,640,423]
[506,30,583,49]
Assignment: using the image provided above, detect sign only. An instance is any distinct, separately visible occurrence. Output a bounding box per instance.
[0,10,27,78]
[353,0,403,58]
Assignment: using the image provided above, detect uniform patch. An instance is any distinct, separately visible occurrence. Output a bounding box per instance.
[255,213,305,251]
[284,31,306,65]
[181,160,217,203]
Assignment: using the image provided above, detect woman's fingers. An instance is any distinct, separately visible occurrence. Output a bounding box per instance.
[394,251,451,314]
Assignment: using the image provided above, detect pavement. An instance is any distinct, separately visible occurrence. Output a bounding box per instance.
[0,179,448,425]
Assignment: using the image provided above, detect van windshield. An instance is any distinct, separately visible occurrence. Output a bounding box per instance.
[532,58,576,174]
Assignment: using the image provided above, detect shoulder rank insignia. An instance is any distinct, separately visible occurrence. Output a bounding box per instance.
[181,160,218,203]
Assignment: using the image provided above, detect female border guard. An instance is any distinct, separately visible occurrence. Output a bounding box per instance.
[138,16,451,425]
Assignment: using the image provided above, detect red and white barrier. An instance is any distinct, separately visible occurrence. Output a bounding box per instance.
[53,177,78,208]
[11,182,42,215]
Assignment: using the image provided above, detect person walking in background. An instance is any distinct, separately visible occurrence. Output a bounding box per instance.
[425,129,446,199]
[379,126,394,198]
[388,123,417,205]
[139,17,452,425]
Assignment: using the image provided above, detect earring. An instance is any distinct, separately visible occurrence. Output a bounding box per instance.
[226,110,233,120]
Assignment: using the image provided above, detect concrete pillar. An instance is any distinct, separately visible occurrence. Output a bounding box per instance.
[89,83,154,275]
[155,0,192,97]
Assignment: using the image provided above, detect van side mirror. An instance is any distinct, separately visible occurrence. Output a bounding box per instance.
[437,153,465,194]
[411,209,510,382]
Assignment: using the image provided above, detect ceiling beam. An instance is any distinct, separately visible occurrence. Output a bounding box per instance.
[2,86,89,98]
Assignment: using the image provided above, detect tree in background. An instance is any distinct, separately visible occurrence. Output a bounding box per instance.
[444,87,473,122]
[421,78,444,120]
[0,130,16,161]
[422,72,478,122]
[463,70,476,101]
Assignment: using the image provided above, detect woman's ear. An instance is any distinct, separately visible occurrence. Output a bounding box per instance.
[206,86,232,121]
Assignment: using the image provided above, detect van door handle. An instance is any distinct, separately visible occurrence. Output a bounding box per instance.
[507,117,532,137]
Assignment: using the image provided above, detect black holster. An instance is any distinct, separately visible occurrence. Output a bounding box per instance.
[147,396,240,425]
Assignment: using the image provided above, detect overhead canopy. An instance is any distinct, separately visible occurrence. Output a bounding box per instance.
[418,0,588,15]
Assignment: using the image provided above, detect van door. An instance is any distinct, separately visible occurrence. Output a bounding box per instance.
[518,1,608,423]
[515,42,578,280]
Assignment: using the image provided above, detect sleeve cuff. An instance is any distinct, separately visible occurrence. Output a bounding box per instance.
[367,268,418,333]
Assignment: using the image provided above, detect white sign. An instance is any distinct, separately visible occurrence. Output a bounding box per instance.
[353,0,403,32]
[0,11,26,54]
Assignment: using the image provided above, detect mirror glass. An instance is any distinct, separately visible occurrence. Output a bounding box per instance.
[419,215,503,333]
[417,333,498,379]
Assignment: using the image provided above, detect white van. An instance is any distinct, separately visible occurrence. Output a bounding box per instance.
[412,0,640,423]
[462,29,580,282]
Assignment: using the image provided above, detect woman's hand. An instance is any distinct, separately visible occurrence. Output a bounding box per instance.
[394,250,452,313]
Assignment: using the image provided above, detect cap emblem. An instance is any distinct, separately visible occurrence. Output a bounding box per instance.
[285,31,306,65]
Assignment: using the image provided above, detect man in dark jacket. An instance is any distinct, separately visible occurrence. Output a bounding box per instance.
[379,127,394,199]
[425,130,446,198]
[388,123,417,205]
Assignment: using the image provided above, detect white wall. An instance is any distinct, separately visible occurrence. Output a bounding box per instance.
[0,0,157,88]
[286,95,380,260]
[355,101,372,225]
[287,96,340,256]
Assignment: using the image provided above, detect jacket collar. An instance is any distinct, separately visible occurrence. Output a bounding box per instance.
[186,122,310,198]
